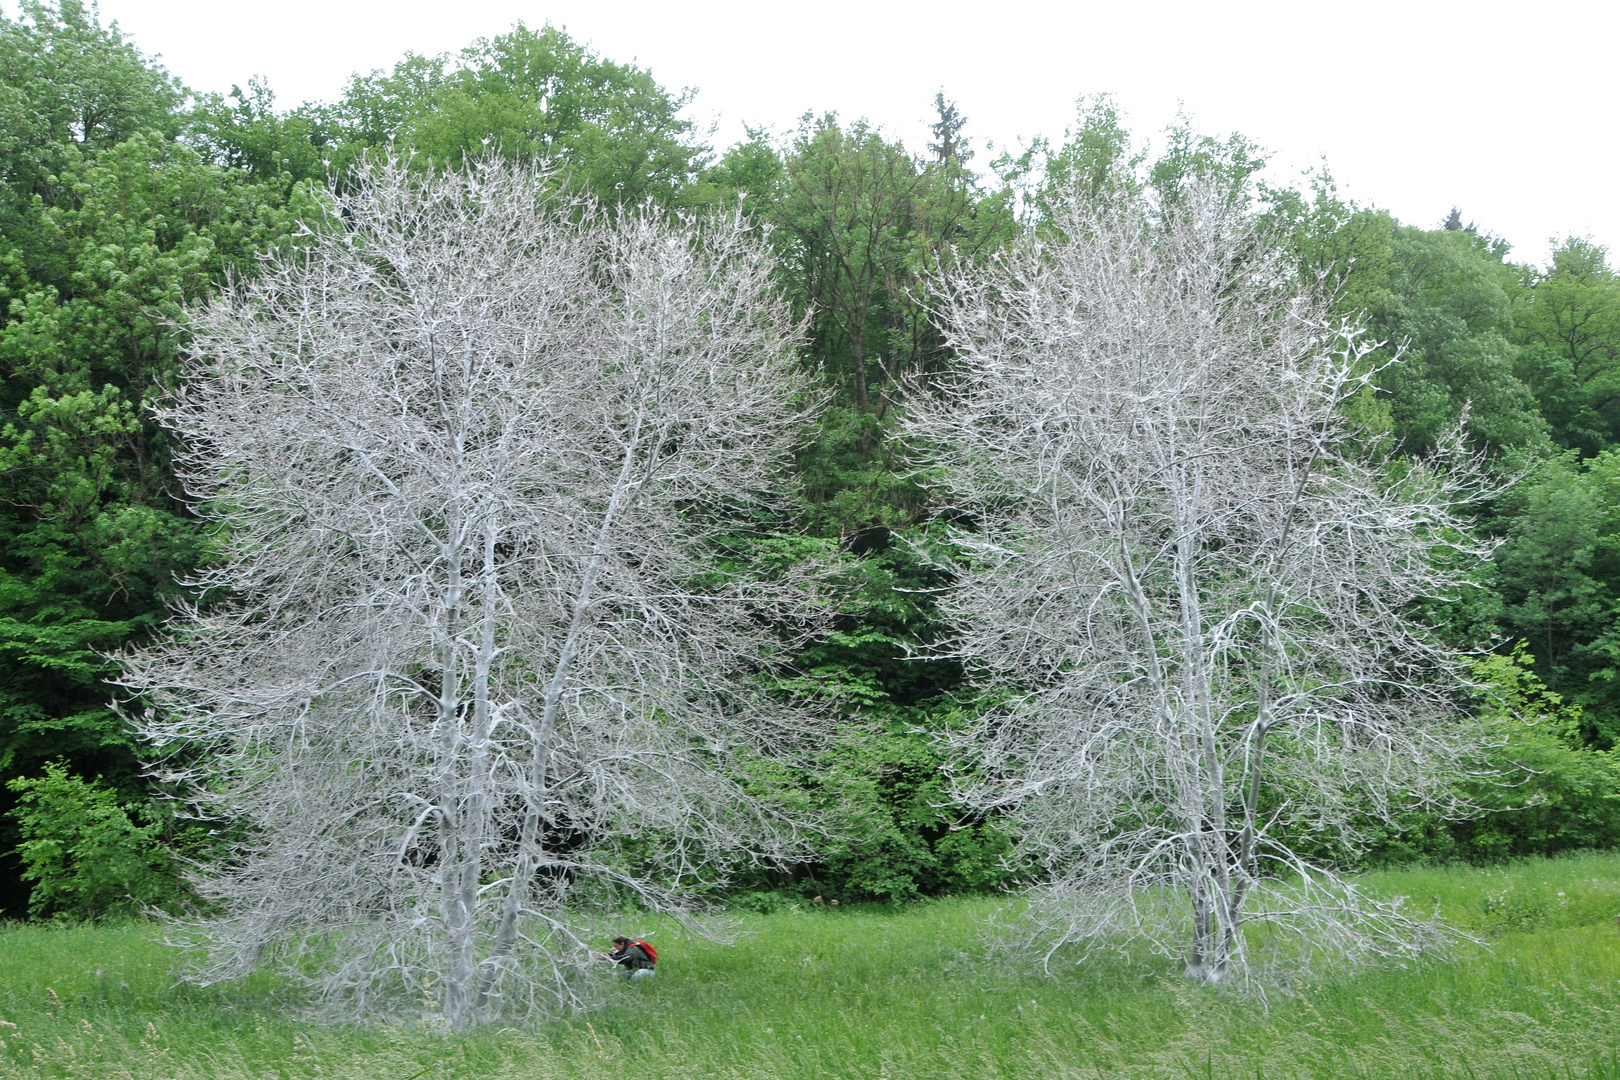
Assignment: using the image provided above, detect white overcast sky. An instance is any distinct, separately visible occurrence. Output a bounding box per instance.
[35,0,1620,265]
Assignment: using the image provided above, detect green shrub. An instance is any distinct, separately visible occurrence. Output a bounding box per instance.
[1450,647,1620,858]
[1355,646,1620,866]
[792,727,1015,903]
[4,761,188,920]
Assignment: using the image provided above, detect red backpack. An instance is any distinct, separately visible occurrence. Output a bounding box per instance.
[632,940,657,964]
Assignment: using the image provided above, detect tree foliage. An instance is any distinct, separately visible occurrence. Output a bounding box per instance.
[0,0,309,915]
[1517,238,1620,454]
[715,103,1016,532]
[316,24,705,205]
[4,0,1620,941]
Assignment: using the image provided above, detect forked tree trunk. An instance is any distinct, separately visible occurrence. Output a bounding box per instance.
[905,178,1488,986]
[123,158,820,1023]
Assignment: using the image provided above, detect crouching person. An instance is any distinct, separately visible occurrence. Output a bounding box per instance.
[606,936,656,979]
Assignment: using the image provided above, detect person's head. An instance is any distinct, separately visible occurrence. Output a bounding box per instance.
[611,936,631,949]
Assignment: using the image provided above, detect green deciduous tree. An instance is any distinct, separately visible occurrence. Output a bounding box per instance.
[1516,238,1620,454]
[1492,451,1620,745]
[0,1,308,916]
[1269,184,1545,456]
[734,102,1015,531]
[0,0,183,206]
[317,24,705,206]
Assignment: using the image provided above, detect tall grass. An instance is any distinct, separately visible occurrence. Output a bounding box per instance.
[2,852,1619,1078]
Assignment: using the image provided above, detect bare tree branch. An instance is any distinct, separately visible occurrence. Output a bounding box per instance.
[117,157,824,1027]
[907,180,1495,988]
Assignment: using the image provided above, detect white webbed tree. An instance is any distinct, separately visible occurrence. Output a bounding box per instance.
[121,159,820,1026]
[909,182,1490,985]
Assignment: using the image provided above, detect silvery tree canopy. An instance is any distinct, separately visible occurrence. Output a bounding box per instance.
[120,159,821,1027]
[909,181,1491,985]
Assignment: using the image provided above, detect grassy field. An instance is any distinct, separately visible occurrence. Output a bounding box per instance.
[2,853,1620,1079]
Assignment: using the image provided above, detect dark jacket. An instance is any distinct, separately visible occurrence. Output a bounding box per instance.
[610,943,653,971]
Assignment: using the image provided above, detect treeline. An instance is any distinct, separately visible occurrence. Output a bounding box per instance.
[1,0,1617,919]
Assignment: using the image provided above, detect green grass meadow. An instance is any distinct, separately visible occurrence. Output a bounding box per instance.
[3,853,1620,1079]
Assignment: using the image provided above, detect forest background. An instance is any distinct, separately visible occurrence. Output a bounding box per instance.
[3,0,1619,921]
